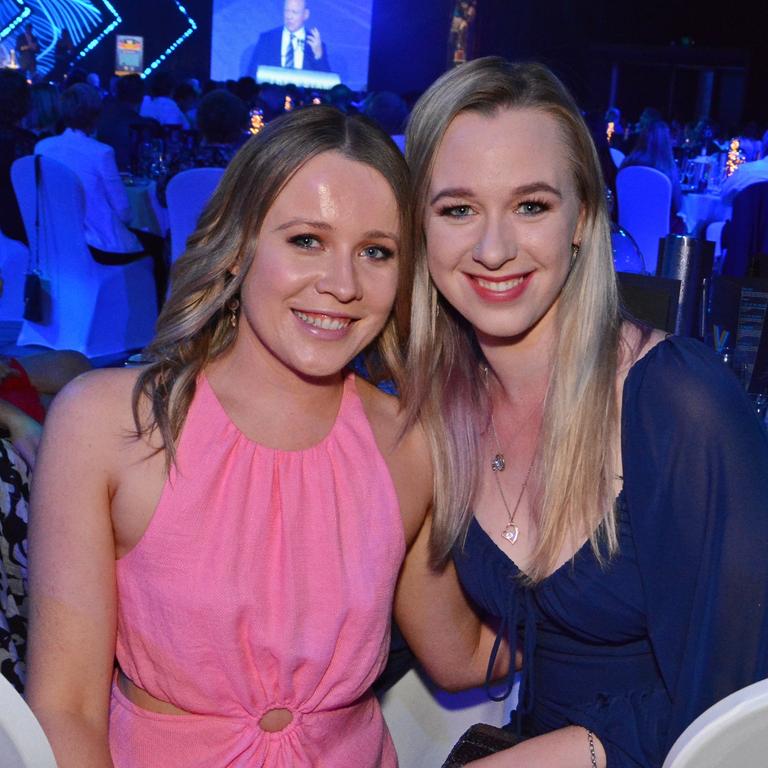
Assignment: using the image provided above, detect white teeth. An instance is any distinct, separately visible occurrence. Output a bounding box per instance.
[476,276,524,292]
[294,310,351,330]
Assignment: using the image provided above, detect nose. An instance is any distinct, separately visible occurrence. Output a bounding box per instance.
[315,253,362,303]
[472,215,516,270]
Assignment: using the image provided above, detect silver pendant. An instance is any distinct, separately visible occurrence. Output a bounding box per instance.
[491,454,505,472]
[502,523,519,544]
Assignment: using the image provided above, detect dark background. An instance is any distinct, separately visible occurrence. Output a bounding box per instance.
[80,0,768,129]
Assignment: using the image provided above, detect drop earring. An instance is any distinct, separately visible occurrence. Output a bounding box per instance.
[227,297,240,328]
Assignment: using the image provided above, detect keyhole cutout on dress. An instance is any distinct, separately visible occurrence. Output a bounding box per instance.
[258,708,293,732]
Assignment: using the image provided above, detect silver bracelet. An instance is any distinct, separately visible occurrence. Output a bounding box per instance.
[587,729,598,768]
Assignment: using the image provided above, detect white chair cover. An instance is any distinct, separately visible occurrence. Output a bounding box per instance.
[662,678,768,768]
[609,147,625,168]
[705,220,726,263]
[380,668,509,767]
[0,231,29,323]
[616,166,672,276]
[11,155,157,358]
[0,673,58,767]
[166,167,225,263]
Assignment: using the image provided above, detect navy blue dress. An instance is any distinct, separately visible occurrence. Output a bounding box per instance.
[454,337,768,767]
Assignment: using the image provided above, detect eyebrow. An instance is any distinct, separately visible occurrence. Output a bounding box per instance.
[429,182,563,206]
[274,219,400,245]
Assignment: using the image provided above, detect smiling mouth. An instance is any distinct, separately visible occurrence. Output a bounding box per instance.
[293,310,352,331]
[474,275,526,292]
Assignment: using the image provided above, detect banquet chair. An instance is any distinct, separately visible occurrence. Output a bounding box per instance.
[616,166,672,275]
[662,678,768,768]
[166,167,225,263]
[0,230,29,323]
[721,181,768,277]
[380,666,509,767]
[11,155,157,358]
[0,673,57,768]
[609,147,625,168]
[704,220,726,269]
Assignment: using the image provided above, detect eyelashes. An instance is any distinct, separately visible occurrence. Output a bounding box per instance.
[436,198,552,218]
[288,234,395,261]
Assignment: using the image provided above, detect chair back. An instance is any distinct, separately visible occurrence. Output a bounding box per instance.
[616,166,672,275]
[11,155,157,357]
[609,147,625,168]
[721,181,768,277]
[166,167,225,263]
[0,231,29,323]
[705,220,726,265]
[0,673,57,767]
[662,678,768,768]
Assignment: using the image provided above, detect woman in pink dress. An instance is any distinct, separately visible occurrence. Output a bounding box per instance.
[24,105,488,767]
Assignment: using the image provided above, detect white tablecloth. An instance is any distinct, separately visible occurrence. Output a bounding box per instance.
[680,192,731,238]
[125,180,169,237]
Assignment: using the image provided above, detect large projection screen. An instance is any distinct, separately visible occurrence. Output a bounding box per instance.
[211,0,374,91]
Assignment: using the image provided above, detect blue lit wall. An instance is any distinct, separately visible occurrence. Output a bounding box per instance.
[0,0,200,78]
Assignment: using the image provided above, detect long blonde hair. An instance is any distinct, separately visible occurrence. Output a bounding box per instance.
[404,58,622,581]
[133,106,413,463]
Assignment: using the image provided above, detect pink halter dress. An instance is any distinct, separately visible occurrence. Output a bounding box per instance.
[109,373,404,766]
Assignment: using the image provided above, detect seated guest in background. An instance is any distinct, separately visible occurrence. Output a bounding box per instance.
[36,84,168,304]
[620,119,685,233]
[156,88,249,206]
[140,71,190,129]
[0,437,30,694]
[24,82,61,139]
[720,130,768,204]
[0,350,90,694]
[0,69,36,244]
[97,74,161,172]
[172,81,199,130]
[363,91,409,151]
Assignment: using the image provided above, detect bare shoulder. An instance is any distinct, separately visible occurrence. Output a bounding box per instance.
[47,366,140,429]
[41,366,153,472]
[354,376,433,546]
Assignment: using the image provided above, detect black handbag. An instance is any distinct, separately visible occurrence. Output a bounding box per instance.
[441,723,519,767]
[23,154,50,323]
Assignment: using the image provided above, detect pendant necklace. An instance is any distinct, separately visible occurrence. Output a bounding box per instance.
[483,365,545,545]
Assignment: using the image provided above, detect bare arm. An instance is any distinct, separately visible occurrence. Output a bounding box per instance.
[25,374,121,767]
[394,511,513,691]
[467,726,606,767]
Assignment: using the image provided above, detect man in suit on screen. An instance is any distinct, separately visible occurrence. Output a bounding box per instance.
[251,0,331,73]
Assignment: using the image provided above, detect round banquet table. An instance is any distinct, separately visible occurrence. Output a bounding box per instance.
[680,191,732,237]
[124,179,169,237]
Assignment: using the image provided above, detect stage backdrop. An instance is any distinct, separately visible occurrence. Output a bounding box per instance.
[211,0,374,90]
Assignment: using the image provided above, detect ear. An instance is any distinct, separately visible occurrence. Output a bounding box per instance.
[229,262,241,277]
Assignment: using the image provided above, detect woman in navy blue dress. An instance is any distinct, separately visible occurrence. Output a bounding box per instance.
[397,58,768,767]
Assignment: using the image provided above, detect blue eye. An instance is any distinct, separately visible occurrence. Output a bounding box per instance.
[517,200,549,215]
[439,204,475,218]
[362,245,395,261]
[290,234,321,249]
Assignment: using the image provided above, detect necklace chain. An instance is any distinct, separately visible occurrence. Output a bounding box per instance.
[483,365,543,544]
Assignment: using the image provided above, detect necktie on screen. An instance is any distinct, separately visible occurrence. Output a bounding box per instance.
[285,33,295,68]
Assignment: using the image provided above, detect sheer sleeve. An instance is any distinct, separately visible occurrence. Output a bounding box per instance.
[622,336,768,756]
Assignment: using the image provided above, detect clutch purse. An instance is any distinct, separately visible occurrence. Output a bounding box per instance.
[441,722,519,767]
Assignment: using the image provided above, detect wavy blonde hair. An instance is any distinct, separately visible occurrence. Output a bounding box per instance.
[132,106,413,463]
[404,58,623,582]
